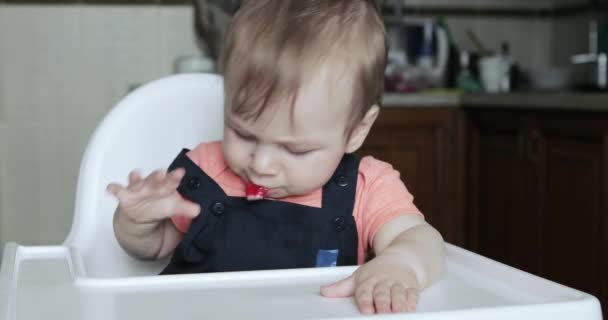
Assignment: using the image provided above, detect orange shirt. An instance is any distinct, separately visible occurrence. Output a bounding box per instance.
[172,141,422,264]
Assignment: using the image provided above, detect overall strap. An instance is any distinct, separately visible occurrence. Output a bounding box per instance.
[321,153,361,215]
[169,149,227,200]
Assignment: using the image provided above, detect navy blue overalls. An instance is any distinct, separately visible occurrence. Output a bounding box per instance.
[161,149,360,274]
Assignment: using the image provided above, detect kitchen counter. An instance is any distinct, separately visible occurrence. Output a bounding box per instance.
[382,92,462,107]
[382,92,608,111]
[462,92,608,111]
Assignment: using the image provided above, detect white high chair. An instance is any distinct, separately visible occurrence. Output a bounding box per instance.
[0,74,602,319]
[65,73,224,278]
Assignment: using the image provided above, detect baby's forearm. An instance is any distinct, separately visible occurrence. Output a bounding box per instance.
[113,208,182,260]
[378,224,445,289]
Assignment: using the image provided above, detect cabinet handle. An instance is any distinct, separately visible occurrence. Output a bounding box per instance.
[527,130,542,164]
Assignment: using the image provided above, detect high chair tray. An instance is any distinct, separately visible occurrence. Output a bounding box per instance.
[0,243,601,320]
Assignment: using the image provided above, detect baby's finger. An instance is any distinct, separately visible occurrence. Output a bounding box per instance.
[372,283,392,314]
[128,170,143,186]
[319,274,355,298]
[106,183,126,199]
[355,280,376,315]
[161,168,186,193]
[171,199,200,218]
[390,284,408,313]
[127,171,145,192]
[145,170,167,189]
[404,287,419,312]
[127,179,145,193]
[168,168,186,183]
[156,172,186,197]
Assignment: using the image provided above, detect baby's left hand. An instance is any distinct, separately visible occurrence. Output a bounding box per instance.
[320,255,420,315]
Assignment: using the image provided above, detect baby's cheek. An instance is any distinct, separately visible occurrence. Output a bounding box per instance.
[288,160,333,192]
[223,141,246,170]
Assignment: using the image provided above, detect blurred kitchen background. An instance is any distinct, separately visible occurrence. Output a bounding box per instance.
[1,0,607,312]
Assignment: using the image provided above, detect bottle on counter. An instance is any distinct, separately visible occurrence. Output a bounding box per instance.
[457,50,483,93]
[437,16,460,89]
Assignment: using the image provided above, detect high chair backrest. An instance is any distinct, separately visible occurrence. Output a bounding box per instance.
[64,74,224,278]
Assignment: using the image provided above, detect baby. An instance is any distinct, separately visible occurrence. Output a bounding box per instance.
[107,0,445,314]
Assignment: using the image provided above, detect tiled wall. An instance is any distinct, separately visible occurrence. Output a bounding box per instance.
[0,4,200,246]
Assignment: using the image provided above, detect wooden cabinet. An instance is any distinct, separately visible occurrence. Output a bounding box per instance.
[358,107,467,246]
[360,105,607,312]
[467,111,545,274]
[467,109,608,312]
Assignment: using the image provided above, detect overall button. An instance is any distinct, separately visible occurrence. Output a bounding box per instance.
[187,176,201,190]
[333,216,345,232]
[211,201,225,216]
[334,175,349,187]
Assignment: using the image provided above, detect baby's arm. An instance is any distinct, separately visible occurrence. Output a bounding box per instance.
[108,168,200,260]
[113,206,185,260]
[321,214,445,314]
[371,214,445,290]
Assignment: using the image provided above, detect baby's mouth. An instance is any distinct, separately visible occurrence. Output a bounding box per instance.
[245,182,269,201]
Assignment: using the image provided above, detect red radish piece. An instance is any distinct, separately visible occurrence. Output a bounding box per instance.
[246,182,268,201]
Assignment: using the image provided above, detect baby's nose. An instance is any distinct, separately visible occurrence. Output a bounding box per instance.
[251,145,279,177]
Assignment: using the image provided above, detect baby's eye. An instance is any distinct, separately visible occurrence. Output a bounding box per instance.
[285,148,311,156]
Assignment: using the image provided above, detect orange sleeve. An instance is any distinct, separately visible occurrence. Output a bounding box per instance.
[354,156,423,261]
[171,215,193,234]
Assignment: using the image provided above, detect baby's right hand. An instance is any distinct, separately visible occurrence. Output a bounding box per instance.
[106,168,200,227]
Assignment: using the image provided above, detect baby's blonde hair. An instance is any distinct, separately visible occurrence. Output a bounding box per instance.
[220,0,387,134]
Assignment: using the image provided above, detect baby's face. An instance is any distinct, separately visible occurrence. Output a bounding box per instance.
[222,67,354,198]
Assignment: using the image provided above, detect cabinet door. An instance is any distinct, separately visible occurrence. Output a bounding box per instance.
[536,116,605,301]
[477,131,524,264]
[358,108,465,245]
[543,138,602,295]
[470,110,608,314]
[468,111,544,275]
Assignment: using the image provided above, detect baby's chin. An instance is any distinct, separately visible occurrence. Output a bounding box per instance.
[268,187,317,199]
[266,189,287,199]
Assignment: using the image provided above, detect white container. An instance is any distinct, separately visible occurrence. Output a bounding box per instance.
[480,55,510,93]
[527,66,574,91]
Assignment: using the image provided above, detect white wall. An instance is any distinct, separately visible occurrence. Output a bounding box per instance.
[0,4,200,247]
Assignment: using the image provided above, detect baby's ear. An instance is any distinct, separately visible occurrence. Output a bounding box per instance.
[345,105,380,153]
